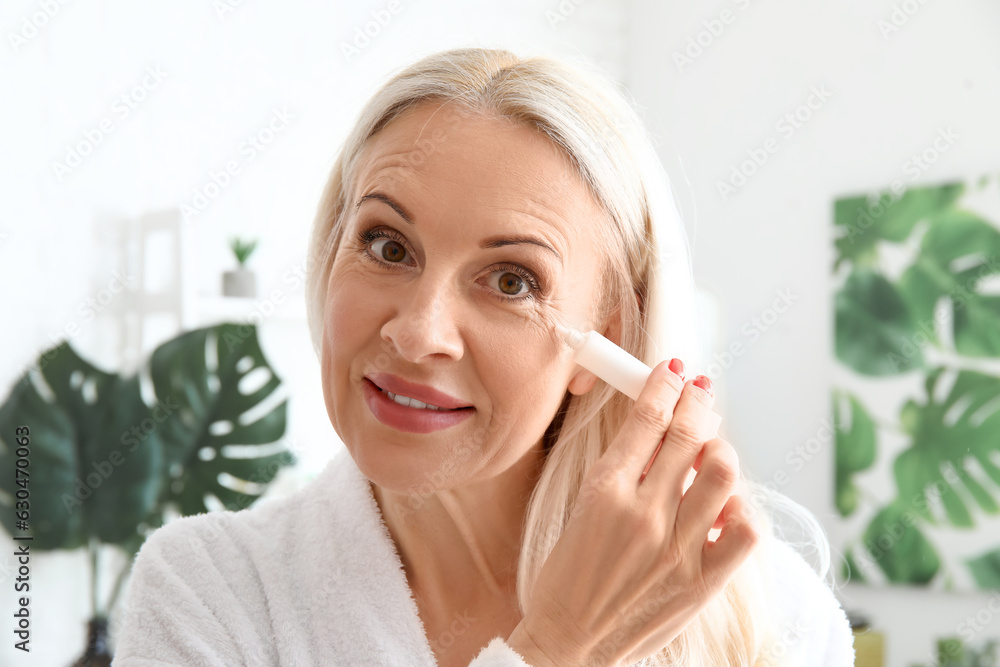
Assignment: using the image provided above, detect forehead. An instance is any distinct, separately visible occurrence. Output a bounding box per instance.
[350,102,604,244]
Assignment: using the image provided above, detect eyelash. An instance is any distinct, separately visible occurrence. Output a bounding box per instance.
[355,226,543,304]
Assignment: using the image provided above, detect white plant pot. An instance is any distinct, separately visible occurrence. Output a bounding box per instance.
[222,269,256,297]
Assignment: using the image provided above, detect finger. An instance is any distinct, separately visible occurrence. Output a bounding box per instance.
[638,379,718,520]
[700,495,759,590]
[606,360,685,476]
[691,413,731,470]
[705,410,722,440]
[690,414,724,474]
[673,438,740,553]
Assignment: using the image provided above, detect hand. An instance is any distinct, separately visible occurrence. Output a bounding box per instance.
[506,360,760,666]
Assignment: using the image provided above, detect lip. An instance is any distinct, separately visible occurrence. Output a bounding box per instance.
[365,372,472,410]
[363,378,474,433]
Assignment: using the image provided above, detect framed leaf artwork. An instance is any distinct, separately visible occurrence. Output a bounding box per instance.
[832,174,1000,591]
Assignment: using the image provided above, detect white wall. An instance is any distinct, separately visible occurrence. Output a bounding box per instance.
[626,0,1000,664]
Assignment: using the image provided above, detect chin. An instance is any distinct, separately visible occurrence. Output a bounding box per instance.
[349,441,452,496]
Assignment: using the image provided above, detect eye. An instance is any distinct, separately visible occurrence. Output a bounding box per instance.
[486,265,539,302]
[497,272,525,296]
[357,227,415,266]
[356,226,544,303]
[373,237,407,263]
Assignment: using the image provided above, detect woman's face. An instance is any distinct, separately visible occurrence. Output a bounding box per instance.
[321,100,610,493]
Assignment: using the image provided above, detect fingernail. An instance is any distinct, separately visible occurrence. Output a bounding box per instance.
[693,375,713,397]
[668,358,685,380]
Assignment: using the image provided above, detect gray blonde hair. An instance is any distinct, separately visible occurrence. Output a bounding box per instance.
[305,46,832,666]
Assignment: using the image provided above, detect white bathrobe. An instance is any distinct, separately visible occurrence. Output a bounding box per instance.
[113,447,856,666]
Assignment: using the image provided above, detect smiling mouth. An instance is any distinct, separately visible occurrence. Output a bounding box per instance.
[368,380,474,412]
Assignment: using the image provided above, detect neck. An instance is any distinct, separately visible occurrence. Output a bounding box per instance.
[370,443,546,610]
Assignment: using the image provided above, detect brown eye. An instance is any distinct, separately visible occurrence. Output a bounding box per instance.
[498,272,524,295]
[377,239,406,263]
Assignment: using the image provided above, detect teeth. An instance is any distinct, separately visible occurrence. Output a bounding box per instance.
[385,390,444,410]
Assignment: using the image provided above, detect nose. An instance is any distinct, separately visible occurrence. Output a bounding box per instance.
[380,274,465,363]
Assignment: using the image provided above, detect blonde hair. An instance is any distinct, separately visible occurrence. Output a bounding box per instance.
[305,46,835,666]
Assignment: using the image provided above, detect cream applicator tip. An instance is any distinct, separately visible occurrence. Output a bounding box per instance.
[554,322,585,350]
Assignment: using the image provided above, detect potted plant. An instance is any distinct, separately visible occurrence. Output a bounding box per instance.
[0,323,293,664]
[910,636,998,667]
[222,237,259,297]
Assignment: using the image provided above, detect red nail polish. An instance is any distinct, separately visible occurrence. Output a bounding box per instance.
[668,358,685,380]
[693,375,713,396]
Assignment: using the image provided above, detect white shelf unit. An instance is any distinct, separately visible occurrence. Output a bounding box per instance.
[191,294,307,327]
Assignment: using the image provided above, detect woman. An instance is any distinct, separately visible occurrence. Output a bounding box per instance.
[114,47,854,666]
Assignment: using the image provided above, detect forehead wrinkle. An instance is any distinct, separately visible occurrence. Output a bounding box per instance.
[476,200,569,263]
[351,150,430,215]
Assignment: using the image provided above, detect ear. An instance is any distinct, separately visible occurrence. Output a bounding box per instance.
[566,305,623,396]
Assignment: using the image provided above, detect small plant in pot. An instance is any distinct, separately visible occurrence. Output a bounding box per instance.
[222,237,258,297]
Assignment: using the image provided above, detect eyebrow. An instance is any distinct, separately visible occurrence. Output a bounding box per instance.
[355,191,563,262]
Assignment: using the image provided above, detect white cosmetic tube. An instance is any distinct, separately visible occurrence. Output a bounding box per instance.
[557,325,653,401]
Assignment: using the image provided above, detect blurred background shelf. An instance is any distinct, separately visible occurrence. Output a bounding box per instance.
[192,294,307,326]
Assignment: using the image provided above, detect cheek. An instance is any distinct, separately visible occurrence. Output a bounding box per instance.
[322,264,378,384]
[474,322,568,419]
[321,264,385,435]
[325,261,379,337]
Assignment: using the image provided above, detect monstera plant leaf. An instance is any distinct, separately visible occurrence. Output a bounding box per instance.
[898,209,1000,358]
[893,367,1000,529]
[966,546,1000,589]
[835,266,923,375]
[148,324,290,516]
[833,182,964,271]
[833,389,877,517]
[0,323,292,553]
[0,345,163,549]
[861,499,941,584]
